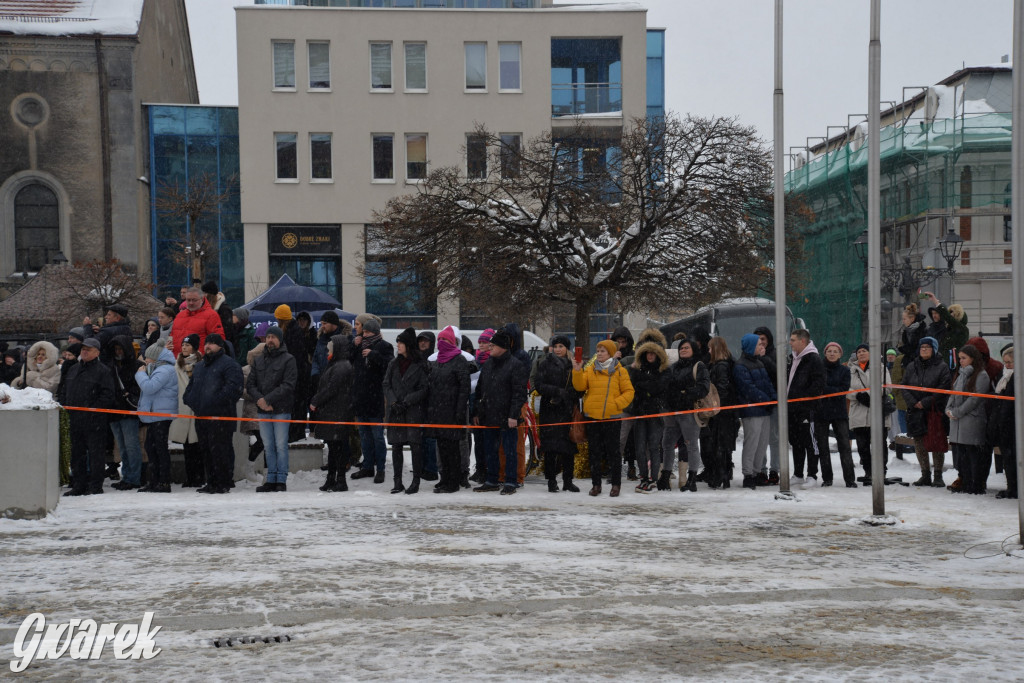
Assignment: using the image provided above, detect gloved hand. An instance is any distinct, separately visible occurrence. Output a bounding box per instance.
[856,393,870,407]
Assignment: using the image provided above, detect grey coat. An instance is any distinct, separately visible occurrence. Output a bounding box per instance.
[946,365,990,446]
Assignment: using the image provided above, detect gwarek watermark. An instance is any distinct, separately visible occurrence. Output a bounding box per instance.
[9,612,161,673]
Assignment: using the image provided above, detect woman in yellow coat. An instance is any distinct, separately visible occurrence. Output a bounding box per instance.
[573,339,635,497]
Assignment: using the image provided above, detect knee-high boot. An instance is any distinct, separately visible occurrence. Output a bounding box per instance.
[391,446,405,493]
[406,444,422,494]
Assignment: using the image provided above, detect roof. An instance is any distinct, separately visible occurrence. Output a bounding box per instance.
[0,0,145,37]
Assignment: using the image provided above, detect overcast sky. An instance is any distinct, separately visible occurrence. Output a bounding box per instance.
[185,0,1014,156]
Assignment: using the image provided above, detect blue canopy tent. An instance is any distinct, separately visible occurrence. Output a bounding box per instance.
[239,274,355,326]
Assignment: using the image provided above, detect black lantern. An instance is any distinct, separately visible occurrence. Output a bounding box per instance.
[938,228,964,270]
[853,230,869,262]
[51,250,68,266]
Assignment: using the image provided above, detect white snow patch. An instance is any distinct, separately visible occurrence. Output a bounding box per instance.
[0,383,59,410]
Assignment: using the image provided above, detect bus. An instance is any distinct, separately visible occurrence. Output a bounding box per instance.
[659,298,806,359]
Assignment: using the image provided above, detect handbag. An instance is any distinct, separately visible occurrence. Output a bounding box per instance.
[115,368,139,410]
[692,363,720,427]
[855,369,896,417]
[569,403,586,444]
[922,408,949,453]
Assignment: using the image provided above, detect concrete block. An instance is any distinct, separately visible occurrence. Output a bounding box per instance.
[0,408,60,519]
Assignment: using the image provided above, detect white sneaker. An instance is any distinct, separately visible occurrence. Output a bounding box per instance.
[801,476,818,489]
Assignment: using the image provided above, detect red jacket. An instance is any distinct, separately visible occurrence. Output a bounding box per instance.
[171,299,225,356]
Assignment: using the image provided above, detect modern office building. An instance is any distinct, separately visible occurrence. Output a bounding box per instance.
[785,64,1013,354]
[236,0,664,329]
[0,0,197,298]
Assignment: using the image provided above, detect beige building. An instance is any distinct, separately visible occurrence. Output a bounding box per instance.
[236,1,658,329]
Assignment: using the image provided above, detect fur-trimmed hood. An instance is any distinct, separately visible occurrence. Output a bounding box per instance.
[633,340,669,371]
[635,327,667,349]
[25,340,58,373]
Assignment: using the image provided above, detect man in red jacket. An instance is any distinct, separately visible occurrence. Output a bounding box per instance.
[170,287,225,356]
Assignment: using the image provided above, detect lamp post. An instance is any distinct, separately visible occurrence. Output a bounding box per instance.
[937,227,965,270]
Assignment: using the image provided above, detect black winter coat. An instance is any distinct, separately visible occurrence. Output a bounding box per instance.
[383,357,429,443]
[64,357,116,428]
[474,351,528,427]
[109,335,142,422]
[532,352,576,455]
[988,374,1016,452]
[56,357,78,405]
[815,359,851,422]
[732,354,776,418]
[664,357,709,412]
[310,336,354,442]
[627,356,668,416]
[709,358,735,406]
[95,319,132,363]
[427,354,471,441]
[898,315,927,361]
[787,349,825,419]
[246,345,297,414]
[350,335,394,418]
[184,349,243,417]
[901,354,952,437]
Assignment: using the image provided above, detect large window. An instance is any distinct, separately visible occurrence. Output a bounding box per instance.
[365,225,437,327]
[406,133,427,181]
[499,42,521,91]
[14,184,59,273]
[467,135,487,179]
[273,41,295,89]
[275,132,297,180]
[551,38,622,116]
[373,134,394,180]
[405,42,427,91]
[465,42,487,91]
[308,41,330,89]
[310,133,332,180]
[500,133,521,179]
[370,42,392,90]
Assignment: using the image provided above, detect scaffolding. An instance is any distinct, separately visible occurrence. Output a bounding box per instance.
[784,67,1012,354]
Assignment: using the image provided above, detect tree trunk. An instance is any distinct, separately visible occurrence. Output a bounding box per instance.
[574,295,594,356]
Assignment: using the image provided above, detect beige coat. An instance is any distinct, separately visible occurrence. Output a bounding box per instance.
[13,341,60,394]
[169,354,198,444]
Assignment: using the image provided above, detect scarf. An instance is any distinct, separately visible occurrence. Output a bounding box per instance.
[996,367,1014,394]
[146,359,172,377]
[360,332,380,352]
[436,326,461,364]
[398,356,412,376]
[595,357,615,373]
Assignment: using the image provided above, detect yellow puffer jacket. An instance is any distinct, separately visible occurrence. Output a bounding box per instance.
[572,360,634,420]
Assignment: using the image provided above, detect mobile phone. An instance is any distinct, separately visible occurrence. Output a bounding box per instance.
[574,346,583,364]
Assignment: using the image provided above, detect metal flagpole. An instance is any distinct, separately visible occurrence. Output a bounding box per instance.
[1011,0,1024,541]
[867,0,887,517]
[774,0,793,500]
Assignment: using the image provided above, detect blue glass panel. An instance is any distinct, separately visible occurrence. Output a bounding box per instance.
[221,213,243,241]
[646,29,665,119]
[550,39,622,115]
[218,108,239,136]
[220,241,245,289]
[151,106,184,135]
[155,213,185,240]
[155,240,188,288]
[187,136,219,180]
[218,137,240,183]
[186,107,219,136]
[153,135,184,160]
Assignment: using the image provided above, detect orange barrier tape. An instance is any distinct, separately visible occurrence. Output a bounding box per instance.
[59,382,1014,430]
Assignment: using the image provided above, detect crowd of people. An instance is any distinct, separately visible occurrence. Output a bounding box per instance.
[0,286,1017,502]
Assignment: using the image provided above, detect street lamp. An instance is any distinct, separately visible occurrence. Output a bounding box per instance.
[853,230,869,263]
[938,228,965,270]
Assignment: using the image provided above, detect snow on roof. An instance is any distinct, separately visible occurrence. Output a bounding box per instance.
[549,2,646,10]
[0,0,144,37]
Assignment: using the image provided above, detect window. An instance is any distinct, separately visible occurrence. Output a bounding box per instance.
[406,133,427,181]
[273,41,295,89]
[960,249,971,267]
[370,42,392,90]
[14,184,59,272]
[275,133,297,180]
[465,43,487,91]
[405,42,427,91]
[372,134,394,180]
[310,133,332,180]
[308,41,330,89]
[1005,249,1013,265]
[499,133,521,178]
[498,42,521,91]
[467,135,487,179]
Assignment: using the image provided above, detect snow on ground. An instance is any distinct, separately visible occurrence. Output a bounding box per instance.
[1,446,1022,680]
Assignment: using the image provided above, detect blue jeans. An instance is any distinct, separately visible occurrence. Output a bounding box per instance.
[358,417,387,473]
[259,414,291,484]
[110,418,142,485]
[422,436,438,475]
[482,426,519,487]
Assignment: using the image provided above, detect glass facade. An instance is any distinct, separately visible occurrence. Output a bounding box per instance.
[646,29,665,120]
[364,225,437,327]
[148,105,243,305]
[256,0,540,7]
[550,38,622,116]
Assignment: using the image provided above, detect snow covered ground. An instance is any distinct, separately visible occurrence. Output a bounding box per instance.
[2,447,1022,681]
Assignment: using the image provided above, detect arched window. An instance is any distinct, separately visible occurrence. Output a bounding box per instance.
[14,183,59,272]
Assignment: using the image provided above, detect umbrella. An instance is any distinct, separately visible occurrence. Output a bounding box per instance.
[246,308,356,327]
[240,273,341,314]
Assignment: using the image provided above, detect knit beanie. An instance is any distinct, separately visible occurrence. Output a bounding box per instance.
[490,330,512,350]
[144,341,166,361]
[824,341,843,356]
[362,318,381,335]
[855,343,870,353]
[274,304,293,321]
[478,328,495,344]
[233,308,250,326]
[396,327,418,349]
[597,339,617,356]
[265,326,284,343]
[919,336,939,354]
[183,334,201,351]
[68,327,86,342]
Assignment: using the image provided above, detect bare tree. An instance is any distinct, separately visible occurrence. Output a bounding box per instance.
[370,114,781,351]
[154,172,236,283]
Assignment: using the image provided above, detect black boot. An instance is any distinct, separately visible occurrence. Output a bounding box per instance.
[320,473,336,492]
[548,479,559,493]
[332,470,349,492]
[405,475,420,495]
[656,470,672,491]
[561,453,579,492]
